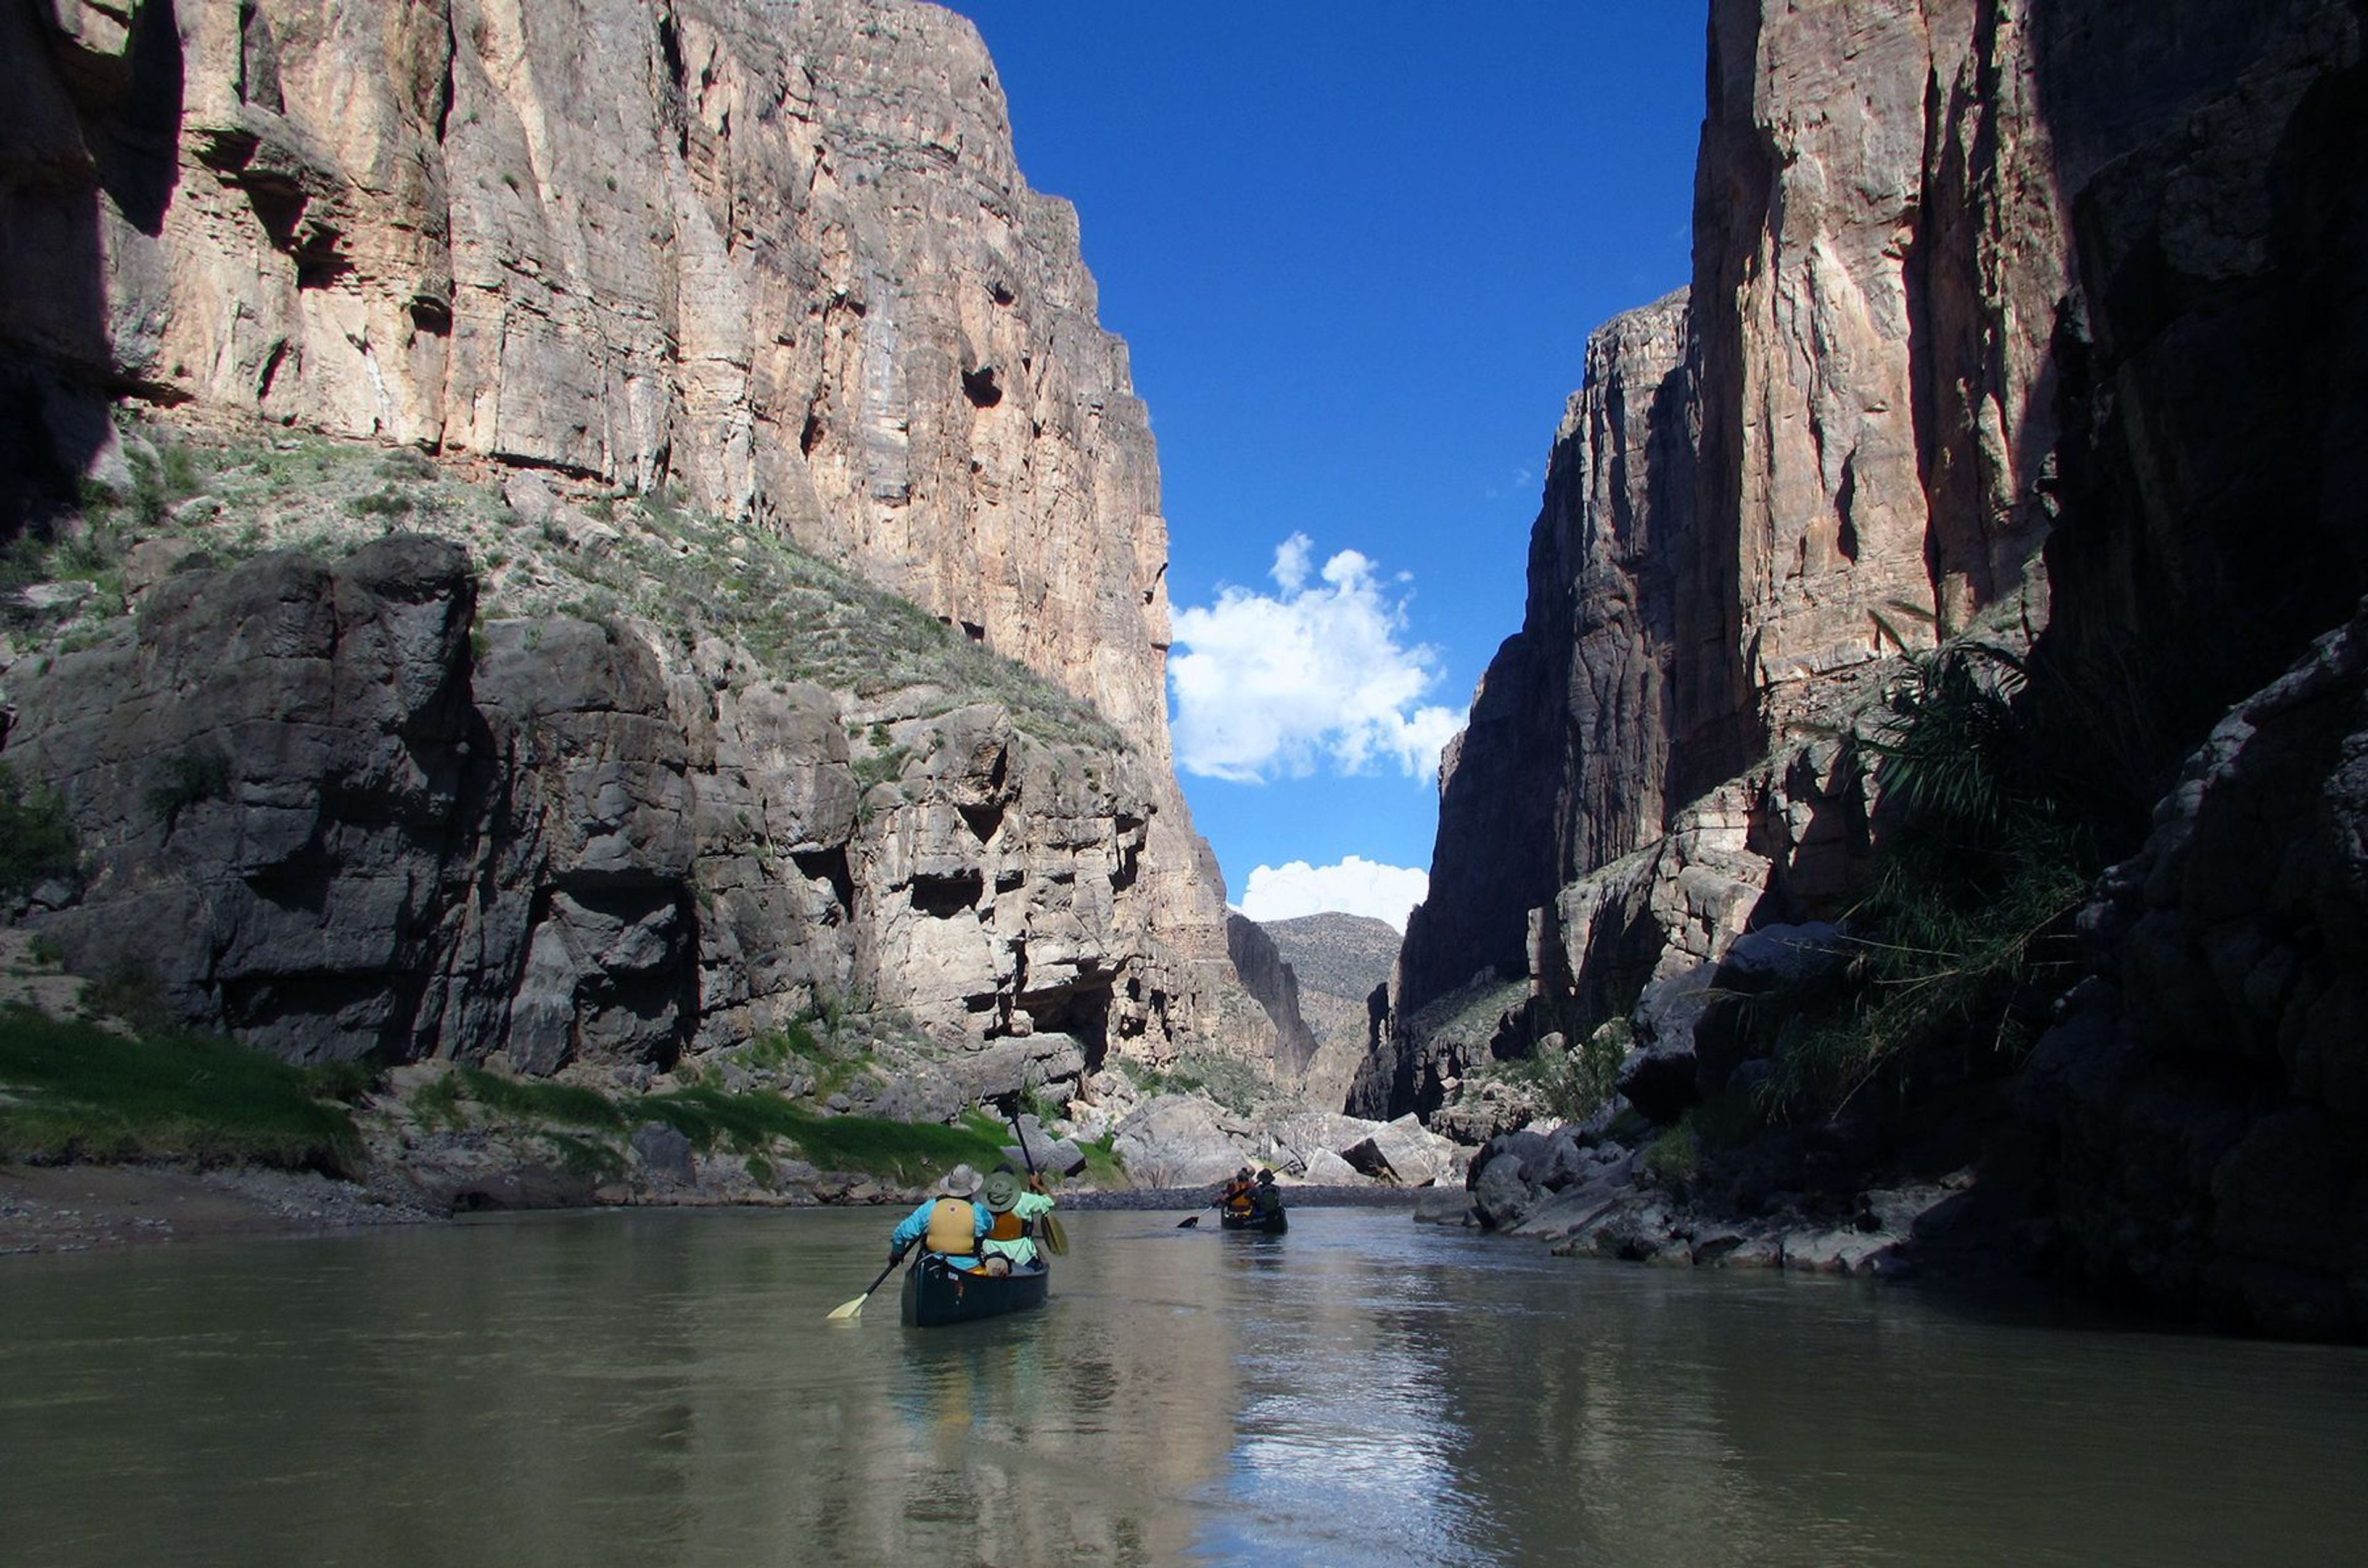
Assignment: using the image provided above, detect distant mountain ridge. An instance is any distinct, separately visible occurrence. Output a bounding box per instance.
[1258,913,1400,1110]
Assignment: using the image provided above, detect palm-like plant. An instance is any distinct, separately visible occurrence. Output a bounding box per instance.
[1861,641,2031,834]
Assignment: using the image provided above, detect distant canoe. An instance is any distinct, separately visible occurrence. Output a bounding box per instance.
[900,1254,1050,1328]
[1219,1207,1288,1234]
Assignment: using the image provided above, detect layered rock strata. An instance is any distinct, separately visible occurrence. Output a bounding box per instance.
[2,0,1264,1067]
[2,535,1194,1088]
[1259,912,1400,1110]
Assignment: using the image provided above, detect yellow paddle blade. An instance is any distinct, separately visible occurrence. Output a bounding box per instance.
[825,1293,869,1321]
[1042,1213,1069,1257]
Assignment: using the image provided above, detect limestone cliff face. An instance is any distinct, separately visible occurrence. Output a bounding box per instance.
[2,0,1261,1067]
[1691,0,2069,744]
[6,0,1175,741]
[1397,1,2071,1031]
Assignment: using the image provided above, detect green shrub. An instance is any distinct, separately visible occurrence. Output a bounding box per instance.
[1078,1131,1126,1187]
[1135,1050,1273,1116]
[1754,639,2095,1125]
[347,488,415,519]
[541,1130,626,1180]
[1640,1115,1700,1187]
[301,1058,385,1104]
[852,746,910,790]
[0,764,78,893]
[1500,1021,1628,1124]
[83,958,179,1038]
[454,1065,627,1130]
[409,1071,467,1130]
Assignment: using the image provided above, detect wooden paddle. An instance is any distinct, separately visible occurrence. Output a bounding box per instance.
[1007,1107,1069,1257]
[826,1253,902,1321]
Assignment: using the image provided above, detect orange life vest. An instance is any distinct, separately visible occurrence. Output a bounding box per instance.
[984,1209,1027,1242]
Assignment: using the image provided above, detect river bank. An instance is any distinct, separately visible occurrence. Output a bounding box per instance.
[0,1163,443,1255]
[0,1155,1434,1255]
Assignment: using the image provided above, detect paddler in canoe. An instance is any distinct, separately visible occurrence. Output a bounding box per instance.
[978,1167,1057,1274]
[887,1164,1053,1328]
[1217,1167,1256,1223]
[888,1163,989,1273]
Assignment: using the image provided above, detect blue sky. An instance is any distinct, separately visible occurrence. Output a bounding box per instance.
[937,3,1708,928]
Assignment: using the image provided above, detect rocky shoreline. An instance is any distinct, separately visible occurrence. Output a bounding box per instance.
[0,1164,443,1255]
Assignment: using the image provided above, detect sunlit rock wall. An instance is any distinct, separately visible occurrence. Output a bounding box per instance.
[1,0,1265,1066]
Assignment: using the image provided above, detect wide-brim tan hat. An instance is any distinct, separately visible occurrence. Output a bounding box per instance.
[939,1164,981,1198]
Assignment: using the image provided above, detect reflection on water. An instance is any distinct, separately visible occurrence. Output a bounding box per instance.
[2,1208,2366,1566]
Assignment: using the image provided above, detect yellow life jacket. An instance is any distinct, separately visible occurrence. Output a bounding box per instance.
[924,1197,977,1255]
[1223,1182,1253,1214]
[984,1209,1027,1243]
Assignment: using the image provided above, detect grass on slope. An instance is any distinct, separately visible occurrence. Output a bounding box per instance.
[413,1069,1018,1188]
[0,1005,361,1170]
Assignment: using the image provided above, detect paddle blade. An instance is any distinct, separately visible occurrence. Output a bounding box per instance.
[1176,1215,1200,1228]
[825,1293,869,1321]
[1042,1213,1070,1256]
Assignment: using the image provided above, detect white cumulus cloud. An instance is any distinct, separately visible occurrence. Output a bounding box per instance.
[1237,858,1429,934]
[1169,534,1466,783]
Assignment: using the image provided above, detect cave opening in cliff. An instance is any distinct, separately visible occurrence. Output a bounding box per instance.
[961,366,1003,408]
[1024,985,1111,1075]
[910,870,984,917]
[792,848,855,916]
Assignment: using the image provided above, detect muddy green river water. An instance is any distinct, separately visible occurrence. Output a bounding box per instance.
[4,1205,2364,1565]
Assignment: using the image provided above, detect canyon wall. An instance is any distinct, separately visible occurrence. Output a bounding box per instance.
[1374,0,2368,1328]
[1,0,1268,1075]
[1396,0,2071,1033]
[1,532,1199,1104]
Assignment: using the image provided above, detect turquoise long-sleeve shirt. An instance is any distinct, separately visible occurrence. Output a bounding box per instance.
[890,1198,988,1267]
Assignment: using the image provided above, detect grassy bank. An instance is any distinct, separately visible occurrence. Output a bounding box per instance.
[0,1006,362,1170]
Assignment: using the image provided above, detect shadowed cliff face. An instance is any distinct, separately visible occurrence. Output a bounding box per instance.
[2005,0,2368,1337]
[1379,0,2368,1334]
[1396,293,1694,1019]
[2029,0,2368,831]
[0,0,183,528]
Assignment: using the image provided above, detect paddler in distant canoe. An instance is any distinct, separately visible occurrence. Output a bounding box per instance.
[1218,1167,1256,1221]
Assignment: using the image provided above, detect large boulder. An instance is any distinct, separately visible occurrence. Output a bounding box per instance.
[1339,1114,1457,1186]
[1111,1094,1249,1188]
